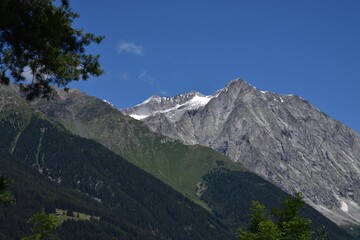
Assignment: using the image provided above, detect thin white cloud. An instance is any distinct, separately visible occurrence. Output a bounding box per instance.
[117,73,130,81]
[138,71,147,79]
[139,70,154,85]
[117,40,144,56]
[138,70,169,96]
[158,90,169,96]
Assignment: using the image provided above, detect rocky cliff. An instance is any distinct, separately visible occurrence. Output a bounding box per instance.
[123,79,360,225]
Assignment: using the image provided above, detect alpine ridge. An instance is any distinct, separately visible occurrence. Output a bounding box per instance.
[122,79,360,226]
[128,91,213,121]
[3,83,354,238]
[0,85,235,240]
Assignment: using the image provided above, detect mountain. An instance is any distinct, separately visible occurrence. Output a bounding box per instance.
[122,79,360,226]
[0,86,234,240]
[29,87,241,208]
[199,167,357,239]
[18,85,356,238]
[1,152,147,240]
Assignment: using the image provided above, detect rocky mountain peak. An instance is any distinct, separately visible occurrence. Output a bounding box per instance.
[218,78,257,94]
[122,79,360,225]
[122,90,213,121]
[226,78,253,88]
[139,91,205,106]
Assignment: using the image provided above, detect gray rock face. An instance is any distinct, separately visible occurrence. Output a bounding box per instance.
[122,79,360,225]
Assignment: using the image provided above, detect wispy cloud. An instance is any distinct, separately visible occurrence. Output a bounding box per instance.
[139,70,154,85]
[158,90,169,96]
[117,40,144,56]
[138,70,169,96]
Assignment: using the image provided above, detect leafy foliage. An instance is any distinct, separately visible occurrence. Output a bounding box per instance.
[246,201,268,233]
[272,193,312,239]
[238,193,312,240]
[0,0,103,99]
[239,219,283,240]
[22,212,57,240]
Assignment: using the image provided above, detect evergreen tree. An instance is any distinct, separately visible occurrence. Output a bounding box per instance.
[0,0,104,100]
[239,202,283,240]
[22,211,57,240]
[272,193,312,239]
[239,193,320,240]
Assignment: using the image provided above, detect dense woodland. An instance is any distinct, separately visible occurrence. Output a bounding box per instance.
[0,153,131,239]
[0,111,233,239]
[200,168,354,239]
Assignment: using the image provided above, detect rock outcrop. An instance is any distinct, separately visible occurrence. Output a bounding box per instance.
[123,79,360,225]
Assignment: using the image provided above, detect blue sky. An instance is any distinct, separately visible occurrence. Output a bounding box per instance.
[69,0,360,133]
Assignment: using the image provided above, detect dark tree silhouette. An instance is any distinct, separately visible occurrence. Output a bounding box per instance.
[0,0,104,100]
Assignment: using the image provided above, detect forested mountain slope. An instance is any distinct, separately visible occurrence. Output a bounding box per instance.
[18,85,356,239]
[30,87,241,207]
[0,87,233,240]
[1,152,156,240]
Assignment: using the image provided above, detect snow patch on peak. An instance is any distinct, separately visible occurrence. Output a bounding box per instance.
[135,95,161,107]
[151,93,213,114]
[130,114,149,120]
[103,99,115,108]
[341,201,349,212]
[170,91,204,102]
[186,94,213,108]
[125,92,213,121]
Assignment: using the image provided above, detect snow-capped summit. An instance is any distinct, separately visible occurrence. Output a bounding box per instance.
[103,99,116,108]
[122,91,213,121]
[123,79,263,120]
